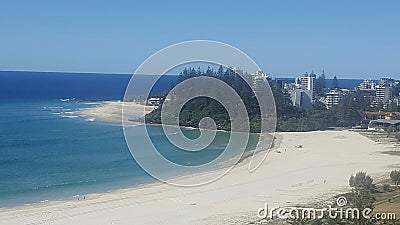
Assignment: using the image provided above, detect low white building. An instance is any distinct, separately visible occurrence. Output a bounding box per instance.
[147,97,162,106]
[251,70,268,85]
[368,119,400,131]
[358,79,376,90]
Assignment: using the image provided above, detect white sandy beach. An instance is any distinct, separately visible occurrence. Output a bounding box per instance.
[0,130,399,225]
[80,101,156,123]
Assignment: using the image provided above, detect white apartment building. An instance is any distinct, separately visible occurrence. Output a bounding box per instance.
[358,79,376,90]
[325,90,343,109]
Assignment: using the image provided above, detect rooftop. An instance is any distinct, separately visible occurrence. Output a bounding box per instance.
[371,119,400,125]
[364,112,400,116]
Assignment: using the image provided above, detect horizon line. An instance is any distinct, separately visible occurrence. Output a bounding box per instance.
[0,70,396,80]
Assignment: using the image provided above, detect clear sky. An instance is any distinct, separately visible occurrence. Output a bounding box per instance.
[0,0,399,79]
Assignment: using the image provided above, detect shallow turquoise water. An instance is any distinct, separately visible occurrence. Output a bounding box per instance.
[0,99,258,207]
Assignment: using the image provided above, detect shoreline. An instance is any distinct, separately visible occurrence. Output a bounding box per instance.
[1,130,399,224]
[0,129,279,211]
[0,133,278,213]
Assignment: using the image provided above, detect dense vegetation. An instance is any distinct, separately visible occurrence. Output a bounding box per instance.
[145,66,263,132]
[286,171,400,225]
[145,67,398,132]
[274,89,371,131]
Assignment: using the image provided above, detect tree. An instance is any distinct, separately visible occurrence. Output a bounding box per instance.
[196,67,202,76]
[217,65,224,77]
[332,76,339,89]
[390,170,400,186]
[347,172,376,225]
[349,171,375,191]
[347,189,376,225]
[315,71,326,96]
[205,66,213,77]
[386,125,397,133]
[383,183,391,192]
[395,133,400,141]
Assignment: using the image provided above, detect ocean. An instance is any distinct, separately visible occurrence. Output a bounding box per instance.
[0,71,365,207]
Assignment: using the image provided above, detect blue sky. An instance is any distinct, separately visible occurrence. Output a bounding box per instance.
[0,0,399,79]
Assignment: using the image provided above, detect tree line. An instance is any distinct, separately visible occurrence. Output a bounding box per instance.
[146,67,397,132]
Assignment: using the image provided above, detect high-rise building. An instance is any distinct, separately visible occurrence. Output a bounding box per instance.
[298,71,316,102]
[250,70,269,96]
[289,89,313,110]
[284,71,316,110]
[376,84,393,103]
[325,90,343,109]
[375,78,394,105]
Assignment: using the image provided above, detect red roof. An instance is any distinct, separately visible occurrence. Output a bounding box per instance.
[364,112,400,116]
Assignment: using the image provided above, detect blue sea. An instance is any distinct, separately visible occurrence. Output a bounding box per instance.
[0,71,365,208]
[0,71,251,208]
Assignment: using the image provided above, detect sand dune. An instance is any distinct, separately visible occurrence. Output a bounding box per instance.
[0,130,399,225]
[80,101,156,123]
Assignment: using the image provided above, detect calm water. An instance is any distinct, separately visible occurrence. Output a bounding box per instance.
[0,99,257,207]
[0,72,252,207]
[0,71,364,207]
[0,100,144,207]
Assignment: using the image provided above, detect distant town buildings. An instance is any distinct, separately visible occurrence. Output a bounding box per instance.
[280,72,399,111]
[250,70,270,96]
[324,90,343,109]
[375,84,392,104]
[147,97,162,106]
[299,71,316,98]
[375,78,395,107]
[353,78,400,110]
[289,89,313,109]
[231,67,244,77]
[356,79,377,108]
[282,71,318,110]
[356,78,397,109]
[396,96,400,107]
[251,70,269,86]
[276,69,400,129]
[357,78,400,130]
[358,79,376,90]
